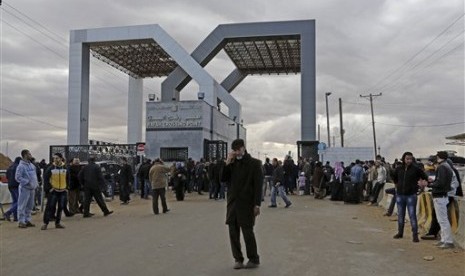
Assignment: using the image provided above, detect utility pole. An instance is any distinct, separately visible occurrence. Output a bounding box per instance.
[339,98,344,147]
[325,92,332,147]
[360,93,382,157]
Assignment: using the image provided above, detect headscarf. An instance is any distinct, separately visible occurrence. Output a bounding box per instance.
[334,161,344,182]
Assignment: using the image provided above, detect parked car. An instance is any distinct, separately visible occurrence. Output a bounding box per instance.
[0,169,7,184]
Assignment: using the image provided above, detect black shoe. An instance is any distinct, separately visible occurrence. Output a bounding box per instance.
[393,233,403,239]
[2,214,11,222]
[65,213,75,217]
[285,203,292,208]
[18,222,27,228]
[233,262,244,269]
[25,221,35,227]
[413,235,419,243]
[83,213,95,218]
[104,211,114,217]
[163,209,170,214]
[268,205,277,208]
[41,224,48,230]
[245,261,259,269]
[421,234,437,240]
[55,224,65,229]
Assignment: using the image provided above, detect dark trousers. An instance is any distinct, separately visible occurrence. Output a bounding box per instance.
[83,186,110,215]
[228,218,259,263]
[5,187,19,220]
[43,191,66,225]
[152,188,168,214]
[175,182,185,201]
[385,188,396,215]
[210,180,220,199]
[119,181,131,202]
[68,188,81,214]
[139,177,146,198]
[370,182,385,203]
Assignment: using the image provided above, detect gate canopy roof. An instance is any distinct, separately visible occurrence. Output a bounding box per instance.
[90,39,178,78]
[223,35,301,75]
[89,36,302,78]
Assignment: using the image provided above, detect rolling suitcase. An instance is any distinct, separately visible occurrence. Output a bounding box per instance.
[343,181,360,204]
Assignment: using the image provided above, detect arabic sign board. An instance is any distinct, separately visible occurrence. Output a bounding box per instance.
[146,102,203,130]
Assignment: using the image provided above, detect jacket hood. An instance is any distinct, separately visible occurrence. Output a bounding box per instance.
[14,157,22,164]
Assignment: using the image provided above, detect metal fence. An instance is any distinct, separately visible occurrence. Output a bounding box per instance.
[49,144,138,170]
[204,139,228,162]
[160,147,189,162]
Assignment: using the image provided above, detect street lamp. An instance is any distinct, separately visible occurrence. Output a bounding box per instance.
[325,92,332,147]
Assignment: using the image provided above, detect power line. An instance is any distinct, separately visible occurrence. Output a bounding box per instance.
[3,8,68,46]
[1,107,123,143]
[376,121,465,128]
[0,107,66,129]
[377,29,464,93]
[366,13,465,93]
[1,4,129,94]
[3,2,67,44]
[1,18,67,59]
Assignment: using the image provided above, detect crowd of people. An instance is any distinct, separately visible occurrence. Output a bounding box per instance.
[2,147,463,253]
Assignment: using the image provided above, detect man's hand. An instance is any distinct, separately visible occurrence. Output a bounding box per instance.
[254,206,260,217]
[226,152,236,165]
[418,179,428,188]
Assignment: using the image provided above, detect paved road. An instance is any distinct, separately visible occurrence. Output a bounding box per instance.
[1,192,463,276]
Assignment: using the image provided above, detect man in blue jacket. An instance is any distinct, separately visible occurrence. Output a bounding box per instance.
[15,149,39,228]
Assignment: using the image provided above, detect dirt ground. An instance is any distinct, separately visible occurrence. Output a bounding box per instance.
[0,191,464,276]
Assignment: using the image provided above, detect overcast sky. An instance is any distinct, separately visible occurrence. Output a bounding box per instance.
[0,0,464,163]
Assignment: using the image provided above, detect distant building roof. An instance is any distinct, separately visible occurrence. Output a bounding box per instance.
[446,133,465,146]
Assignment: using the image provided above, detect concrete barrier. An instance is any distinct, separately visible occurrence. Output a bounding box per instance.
[454,198,465,249]
[378,182,464,249]
[379,182,397,215]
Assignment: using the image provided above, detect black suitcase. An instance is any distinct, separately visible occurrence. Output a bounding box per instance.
[330,181,343,201]
[343,181,360,204]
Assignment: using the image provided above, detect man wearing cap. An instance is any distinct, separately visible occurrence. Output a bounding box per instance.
[421,151,454,249]
[149,158,171,214]
[222,139,263,270]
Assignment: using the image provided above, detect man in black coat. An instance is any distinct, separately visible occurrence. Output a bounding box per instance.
[118,157,133,204]
[78,157,113,218]
[221,139,263,270]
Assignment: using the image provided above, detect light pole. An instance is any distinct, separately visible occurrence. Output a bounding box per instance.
[325,92,332,147]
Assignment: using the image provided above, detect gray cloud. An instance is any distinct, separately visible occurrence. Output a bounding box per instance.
[1,0,464,162]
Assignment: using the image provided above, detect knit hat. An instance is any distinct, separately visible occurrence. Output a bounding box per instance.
[436,151,448,160]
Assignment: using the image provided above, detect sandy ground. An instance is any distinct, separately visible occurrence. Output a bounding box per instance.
[0,191,464,276]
